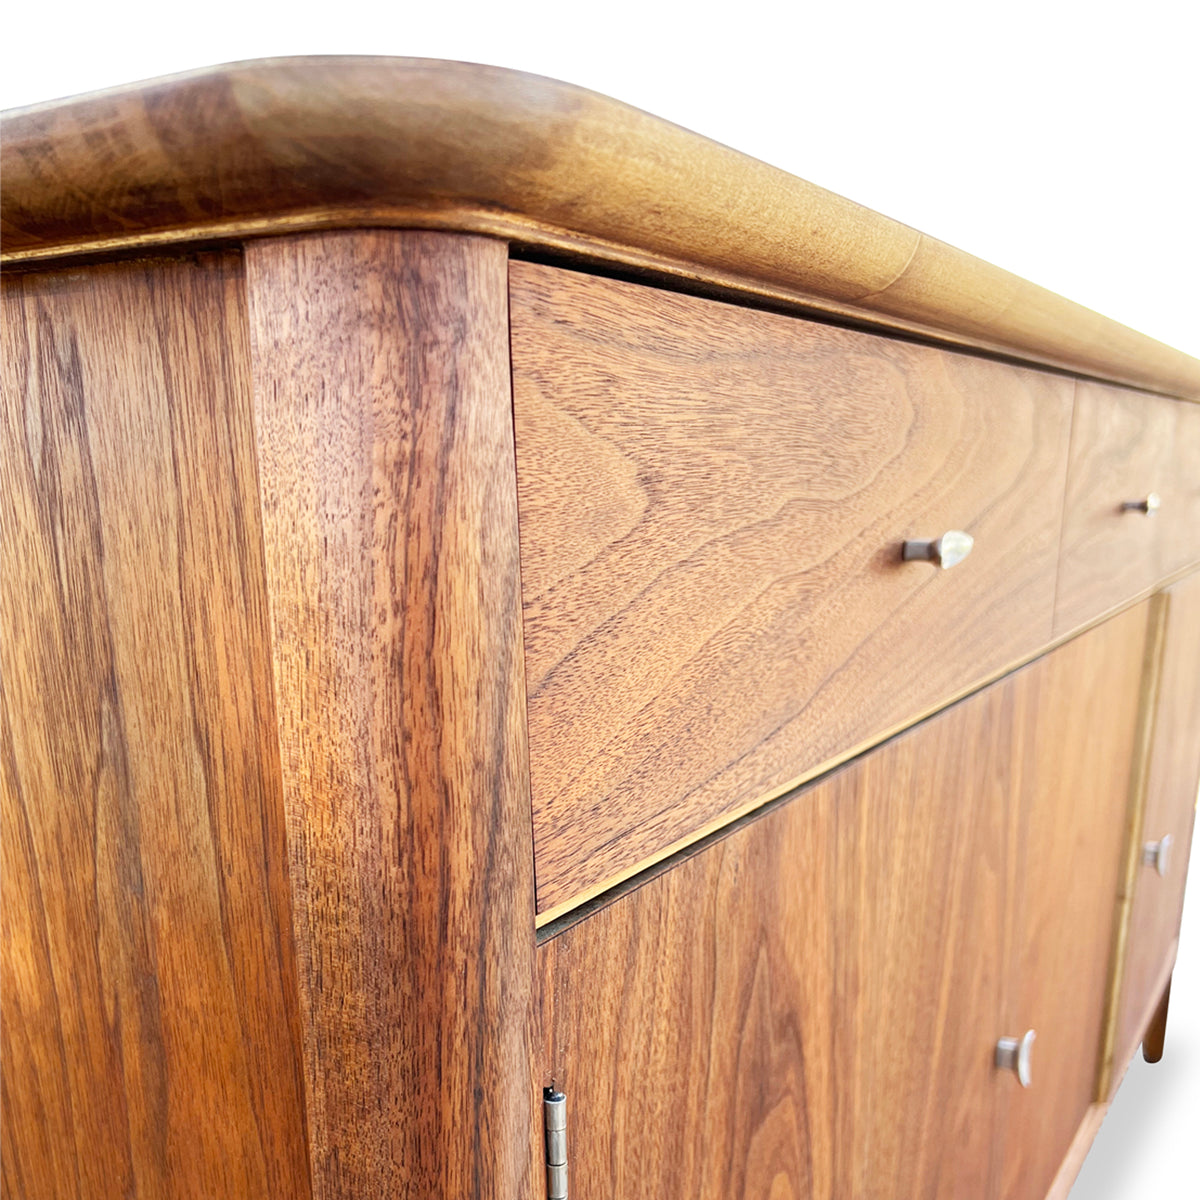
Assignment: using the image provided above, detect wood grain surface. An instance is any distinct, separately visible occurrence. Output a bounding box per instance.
[1169,400,1200,571]
[1044,930,1176,1200]
[994,600,1149,1200]
[4,59,1199,400]
[1093,592,1170,1103]
[1053,382,1193,635]
[246,230,538,1200]
[512,261,1074,916]
[1111,570,1200,1075]
[537,610,1148,1200]
[1043,1102,1111,1200]
[539,666,1019,1200]
[1,255,311,1198]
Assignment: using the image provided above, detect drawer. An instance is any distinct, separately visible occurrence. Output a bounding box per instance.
[1054,382,1200,635]
[1171,399,1200,572]
[511,263,1074,917]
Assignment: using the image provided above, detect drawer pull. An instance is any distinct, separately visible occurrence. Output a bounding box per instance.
[1121,492,1161,515]
[995,1029,1036,1088]
[902,530,974,570]
[1143,833,1173,877]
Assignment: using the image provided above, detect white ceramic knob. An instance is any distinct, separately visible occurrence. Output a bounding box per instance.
[996,1029,1036,1088]
[1143,834,1173,878]
[1122,492,1161,515]
[902,530,974,570]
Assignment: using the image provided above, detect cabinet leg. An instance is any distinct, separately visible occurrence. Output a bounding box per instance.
[1142,977,1172,1063]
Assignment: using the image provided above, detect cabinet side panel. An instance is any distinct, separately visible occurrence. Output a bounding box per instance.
[0,256,312,1199]
[245,231,537,1199]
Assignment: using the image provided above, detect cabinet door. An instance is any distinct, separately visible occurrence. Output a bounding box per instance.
[539,660,1033,1199]
[1113,571,1200,1073]
[994,602,1150,1200]
[537,606,1151,1200]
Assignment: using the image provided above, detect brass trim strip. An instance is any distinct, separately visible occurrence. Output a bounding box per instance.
[536,567,1200,932]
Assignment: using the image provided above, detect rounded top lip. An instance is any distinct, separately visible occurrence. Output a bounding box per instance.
[3,55,1198,400]
[0,54,501,116]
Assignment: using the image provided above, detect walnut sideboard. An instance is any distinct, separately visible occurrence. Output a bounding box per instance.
[3,57,1200,1200]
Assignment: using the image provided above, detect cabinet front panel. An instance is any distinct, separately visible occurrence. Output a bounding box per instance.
[995,601,1150,1200]
[537,608,1150,1200]
[538,666,1023,1200]
[1114,570,1200,1074]
[512,261,1074,916]
[1054,382,1188,635]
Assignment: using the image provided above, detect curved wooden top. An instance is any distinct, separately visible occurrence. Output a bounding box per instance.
[3,56,1198,399]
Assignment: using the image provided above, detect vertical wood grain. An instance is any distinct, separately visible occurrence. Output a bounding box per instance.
[1093,591,1170,1102]
[1,255,311,1199]
[1111,569,1200,1074]
[245,230,537,1199]
[995,601,1150,1200]
[537,609,1151,1200]
[538,658,1030,1200]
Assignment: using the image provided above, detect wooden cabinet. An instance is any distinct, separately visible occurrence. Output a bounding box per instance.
[538,604,1148,1200]
[3,58,1199,1200]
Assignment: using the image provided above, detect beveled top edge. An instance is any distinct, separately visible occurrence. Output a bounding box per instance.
[3,56,1198,399]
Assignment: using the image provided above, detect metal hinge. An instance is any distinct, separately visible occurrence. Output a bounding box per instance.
[543,1088,568,1200]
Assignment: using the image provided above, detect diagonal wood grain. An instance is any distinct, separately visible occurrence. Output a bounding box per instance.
[1,254,311,1199]
[246,230,538,1200]
[512,260,1074,916]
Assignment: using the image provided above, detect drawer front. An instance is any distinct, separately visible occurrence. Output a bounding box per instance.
[1113,571,1200,1075]
[511,262,1073,916]
[1054,382,1200,635]
[1170,399,1200,574]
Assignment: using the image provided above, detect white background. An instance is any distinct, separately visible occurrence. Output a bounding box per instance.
[4,1,1197,1194]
